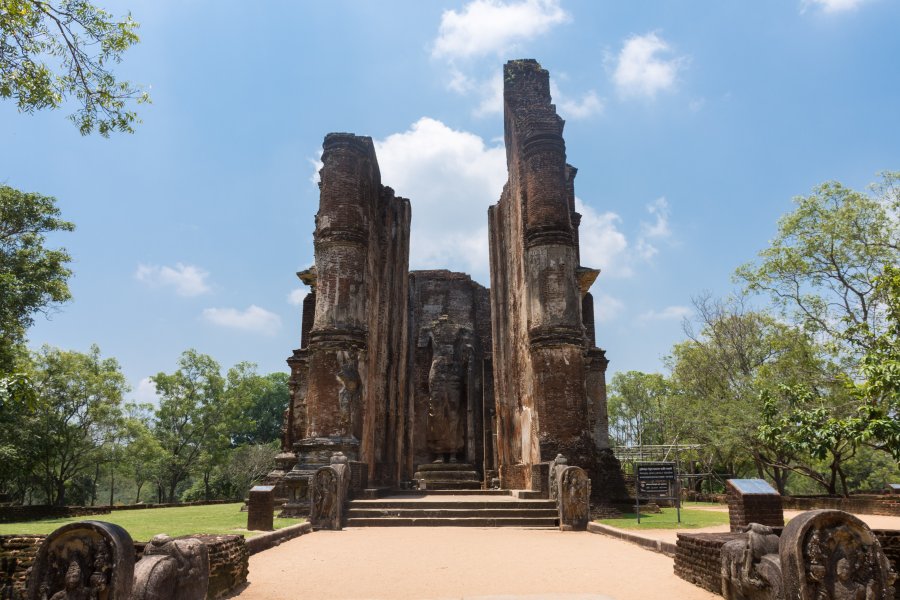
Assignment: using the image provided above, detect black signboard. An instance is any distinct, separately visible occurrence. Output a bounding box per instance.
[636,463,676,481]
[635,461,680,524]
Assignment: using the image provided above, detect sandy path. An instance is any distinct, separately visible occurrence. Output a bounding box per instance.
[236,527,720,600]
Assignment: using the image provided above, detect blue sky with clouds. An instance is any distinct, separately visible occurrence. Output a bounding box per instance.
[2,0,898,404]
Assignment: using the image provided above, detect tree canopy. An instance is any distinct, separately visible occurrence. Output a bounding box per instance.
[0,185,73,373]
[0,0,148,135]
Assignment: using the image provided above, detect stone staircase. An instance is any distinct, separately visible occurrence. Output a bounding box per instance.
[413,462,482,490]
[346,491,559,528]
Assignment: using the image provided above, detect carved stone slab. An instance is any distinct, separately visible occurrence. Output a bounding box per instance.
[26,521,135,600]
[548,454,567,501]
[780,510,896,600]
[558,465,591,531]
[131,534,209,600]
[310,453,350,530]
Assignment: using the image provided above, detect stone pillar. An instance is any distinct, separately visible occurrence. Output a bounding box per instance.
[247,485,275,532]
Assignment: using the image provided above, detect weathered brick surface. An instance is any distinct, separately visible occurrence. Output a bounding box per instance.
[674,532,746,594]
[874,529,900,600]
[726,483,784,532]
[781,495,900,517]
[0,535,43,597]
[487,59,624,500]
[190,534,249,600]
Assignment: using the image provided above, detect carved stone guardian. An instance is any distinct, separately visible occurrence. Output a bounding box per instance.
[557,465,591,531]
[780,510,896,600]
[721,523,784,600]
[549,454,567,501]
[310,452,351,530]
[26,521,135,600]
[131,535,209,600]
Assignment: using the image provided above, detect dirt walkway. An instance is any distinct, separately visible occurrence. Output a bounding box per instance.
[236,527,720,600]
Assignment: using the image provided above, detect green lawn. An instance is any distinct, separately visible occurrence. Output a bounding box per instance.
[0,503,305,540]
[597,505,730,530]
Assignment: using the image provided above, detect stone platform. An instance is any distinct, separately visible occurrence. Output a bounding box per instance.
[413,463,482,490]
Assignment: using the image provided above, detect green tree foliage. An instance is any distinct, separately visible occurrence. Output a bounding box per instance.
[0,186,74,373]
[18,345,127,505]
[758,383,864,496]
[151,350,226,503]
[607,371,672,447]
[0,0,148,135]
[736,173,900,360]
[229,370,289,446]
[846,264,900,461]
[119,403,164,503]
[667,294,829,494]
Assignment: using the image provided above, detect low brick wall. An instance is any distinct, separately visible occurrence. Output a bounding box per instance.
[674,532,745,594]
[193,534,249,600]
[0,500,235,523]
[874,529,900,600]
[0,505,111,523]
[246,522,312,555]
[1,532,248,600]
[586,522,677,557]
[781,495,900,517]
[675,529,900,598]
[0,535,45,598]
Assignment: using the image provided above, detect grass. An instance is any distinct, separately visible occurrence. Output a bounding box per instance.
[0,503,305,540]
[597,504,730,530]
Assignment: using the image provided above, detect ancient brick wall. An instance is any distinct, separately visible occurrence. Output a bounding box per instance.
[0,505,110,523]
[405,270,491,476]
[727,486,784,532]
[191,534,249,600]
[0,535,43,597]
[488,59,621,497]
[874,530,900,600]
[781,495,900,517]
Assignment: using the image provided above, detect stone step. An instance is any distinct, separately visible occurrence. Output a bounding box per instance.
[348,499,556,510]
[346,516,558,528]
[348,507,558,519]
[414,463,477,472]
[414,470,480,481]
[417,480,483,490]
[388,489,510,496]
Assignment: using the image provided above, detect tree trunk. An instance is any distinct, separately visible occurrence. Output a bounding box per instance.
[203,470,211,502]
[56,479,66,507]
[109,467,115,507]
[135,481,144,504]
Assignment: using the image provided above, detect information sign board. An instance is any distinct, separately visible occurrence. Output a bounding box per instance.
[636,463,676,481]
[727,479,777,495]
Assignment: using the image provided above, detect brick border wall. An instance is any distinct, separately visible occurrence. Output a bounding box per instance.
[675,529,900,599]
[245,522,312,555]
[586,522,677,557]
[0,500,235,523]
[781,495,900,517]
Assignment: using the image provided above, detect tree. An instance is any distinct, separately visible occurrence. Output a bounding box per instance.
[228,370,289,446]
[736,173,900,362]
[151,350,226,503]
[21,344,127,505]
[758,383,864,497]
[0,0,148,135]
[666,294,829,494]
[119,403,164,503]
[607,371,671,448]
[0,186,74,374]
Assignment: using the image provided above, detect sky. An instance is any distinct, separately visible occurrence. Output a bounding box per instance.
[2,0,899,405]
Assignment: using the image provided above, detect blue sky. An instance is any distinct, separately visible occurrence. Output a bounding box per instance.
[2,0,898,404]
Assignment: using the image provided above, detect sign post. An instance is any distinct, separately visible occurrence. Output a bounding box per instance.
[635,461,679,524]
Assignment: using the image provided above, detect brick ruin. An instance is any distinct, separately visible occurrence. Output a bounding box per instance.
[279,59,625,504]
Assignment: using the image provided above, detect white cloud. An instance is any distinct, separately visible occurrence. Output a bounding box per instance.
[373,117,507,282]
[551,82,604,120]
[636,197,672,259]
[594,293,625,323]
[473,74,504,117]
[432,0,569,60]
[135,263,211,297]
[309,152,324,186]
[132,377,159,406]
[639,305,692,322]
[613,32,685,99]
[575,198,632,278]
[202,305,281,335]
[287,287,309,306]
[801,0,867,13]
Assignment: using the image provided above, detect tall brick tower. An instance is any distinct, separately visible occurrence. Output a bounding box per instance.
[488,59,623,500]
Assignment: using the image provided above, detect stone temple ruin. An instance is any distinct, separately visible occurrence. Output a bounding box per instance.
[269,59,626,516]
